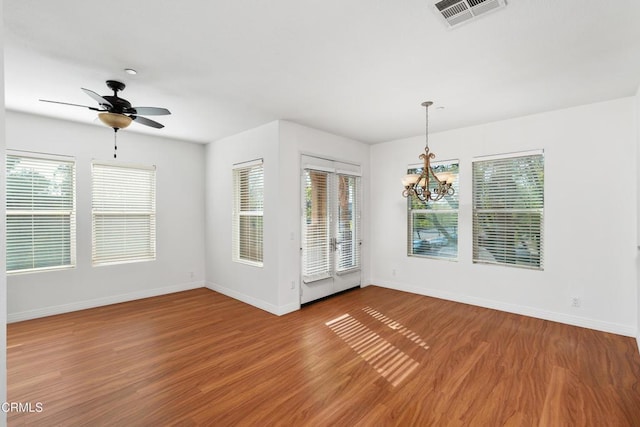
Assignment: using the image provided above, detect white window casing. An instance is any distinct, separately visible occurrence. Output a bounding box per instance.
[92,161,156,266]
[407,160,459,261]
[472,151,544,270]
[232,159,264,266]
[6,152,76,274]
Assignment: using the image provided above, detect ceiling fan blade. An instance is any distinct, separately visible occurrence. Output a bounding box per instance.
[131,107,171,116]
[40,99,103,111]
[131,115,164,129]
[81,88,113,108]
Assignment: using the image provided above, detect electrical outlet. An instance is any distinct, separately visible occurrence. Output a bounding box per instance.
[291,280,296,290]
[189,271,195,280]
[571,297,581,308]
[392,269,397,277]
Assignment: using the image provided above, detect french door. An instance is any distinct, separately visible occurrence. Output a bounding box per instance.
[301,155,361,304]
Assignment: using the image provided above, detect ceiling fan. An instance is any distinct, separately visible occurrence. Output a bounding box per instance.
[40,80,171,131]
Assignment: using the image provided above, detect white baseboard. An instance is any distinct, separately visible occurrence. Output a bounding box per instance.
[372,279,636,337]
[8,281,205,323]
[206,281,299,316]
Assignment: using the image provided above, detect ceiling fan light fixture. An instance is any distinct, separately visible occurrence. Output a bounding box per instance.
[98,112,132,129]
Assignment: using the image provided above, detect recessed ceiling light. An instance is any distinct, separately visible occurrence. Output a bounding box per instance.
[124,68,137,75]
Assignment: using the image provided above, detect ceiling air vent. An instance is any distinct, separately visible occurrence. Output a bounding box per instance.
[434,0,506,28]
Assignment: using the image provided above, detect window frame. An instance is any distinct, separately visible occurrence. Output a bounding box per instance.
[91,160,157,267]
[232,159,264,267]
[472,150,544,270]
[407,160,459,261]
[5,151,76,274]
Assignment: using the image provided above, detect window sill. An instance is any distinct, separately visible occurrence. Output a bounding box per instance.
[7,265,76,275]
[233,259,264,268]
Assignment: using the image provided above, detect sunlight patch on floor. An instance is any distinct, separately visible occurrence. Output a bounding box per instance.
[362,307,430,350]
[326,314,419,387]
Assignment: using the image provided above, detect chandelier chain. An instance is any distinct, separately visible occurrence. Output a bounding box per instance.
[425,103,429,150]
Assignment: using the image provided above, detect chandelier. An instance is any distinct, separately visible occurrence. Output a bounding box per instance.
[402,101,455,203]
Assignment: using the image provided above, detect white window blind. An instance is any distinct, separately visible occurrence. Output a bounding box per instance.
[92,162,156,266]
[407,162,459,260]
[6,153,76,273]
[232,160,264,266]
[336,173,361,273]
[472,152,544,269]
[302,169,331,282]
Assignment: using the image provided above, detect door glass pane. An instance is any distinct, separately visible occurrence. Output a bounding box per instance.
[336,174,360,271]
[302,170,331,281]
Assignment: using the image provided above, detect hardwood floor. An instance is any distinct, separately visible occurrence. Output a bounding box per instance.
[7,286,640,426]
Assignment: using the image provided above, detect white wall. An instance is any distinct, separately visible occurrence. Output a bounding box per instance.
[205,120,370,315]
[371,98,638,336]
[5,111,206,321]
[0,1,8,421]
[637,85,640,351]
[205,121,282,312]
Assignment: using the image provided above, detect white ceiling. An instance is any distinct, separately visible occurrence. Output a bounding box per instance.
[4,0,640,144]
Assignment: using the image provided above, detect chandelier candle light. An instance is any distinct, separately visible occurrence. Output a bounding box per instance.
[402,101,455,203]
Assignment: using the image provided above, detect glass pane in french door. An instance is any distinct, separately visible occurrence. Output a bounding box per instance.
[336,174,360,272]
[302,169,331,282]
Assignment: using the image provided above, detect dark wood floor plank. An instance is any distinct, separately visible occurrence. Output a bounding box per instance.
[7,286,640,426]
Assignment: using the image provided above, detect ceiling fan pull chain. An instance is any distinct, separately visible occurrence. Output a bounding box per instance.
[113,128,118,158]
